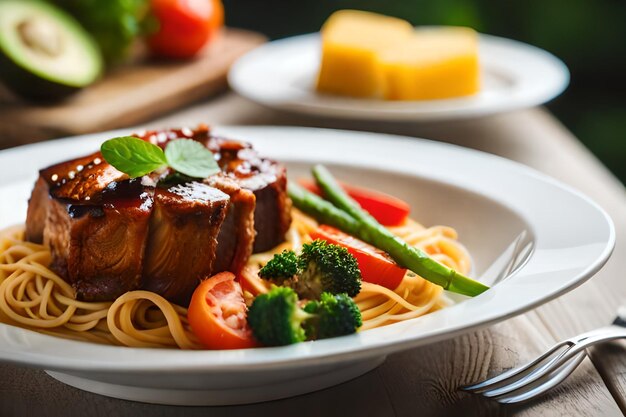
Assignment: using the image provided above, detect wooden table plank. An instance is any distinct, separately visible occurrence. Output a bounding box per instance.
[591,344,626,412]
[378,318,620,417]
[0,94,624,416]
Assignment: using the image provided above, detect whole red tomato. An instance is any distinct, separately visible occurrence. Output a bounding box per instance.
[148,0,224,59]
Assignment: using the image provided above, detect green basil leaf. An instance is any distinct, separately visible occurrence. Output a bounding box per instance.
[164,139,220,179]
[100,136,167,178]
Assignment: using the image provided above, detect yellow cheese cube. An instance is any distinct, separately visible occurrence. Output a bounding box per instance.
[316,10,414,98]
[381,27,480,100]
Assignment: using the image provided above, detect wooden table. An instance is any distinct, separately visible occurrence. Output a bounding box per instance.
[1,93,625,416]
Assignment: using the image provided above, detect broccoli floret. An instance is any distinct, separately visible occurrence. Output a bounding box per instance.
[295,240,361,299]
[248,288,362,346]
[257,241,362,300]
[259,250,299,281]
[247,287,312,346]
[304,292,362,339]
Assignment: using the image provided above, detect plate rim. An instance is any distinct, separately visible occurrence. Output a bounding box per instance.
[0,126,614,374]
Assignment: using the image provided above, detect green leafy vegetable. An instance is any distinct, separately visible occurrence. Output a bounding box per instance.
[247,287,312,346]
[53,0,149,64]
[295,239,362,299]
[258,241,362,299]
[304,293,362,339]
[247,287,362,347]
[100,136,220,179]
[100,136,167,178]
[259,250,299,281]
[164,139,220,179]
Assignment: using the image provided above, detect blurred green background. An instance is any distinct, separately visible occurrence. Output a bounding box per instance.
[224,0,626,185]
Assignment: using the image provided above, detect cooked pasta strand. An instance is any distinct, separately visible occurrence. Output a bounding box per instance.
[0,210,470,347]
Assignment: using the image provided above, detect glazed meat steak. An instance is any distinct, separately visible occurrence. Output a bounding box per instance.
[142,182,229,305]
[25,152,125,243]
[46,180,153,301]
[25,125,292,303]
[28,153,146,301]
[207,175,256,274]
[236,160,292,253]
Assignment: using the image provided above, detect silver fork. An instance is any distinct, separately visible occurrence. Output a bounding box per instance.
[461,307,626,404]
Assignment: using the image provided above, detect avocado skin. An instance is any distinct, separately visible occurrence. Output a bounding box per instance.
[0,0,103,102]
[0,50,83,102]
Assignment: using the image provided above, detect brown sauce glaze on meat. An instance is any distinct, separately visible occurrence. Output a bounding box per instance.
[26,152,127,243]
[45,178,153,301]
[207,175,256,274]
[230,158,292,253]
[28,151,149,301]
[136,125,292,253]
[142,182,229,305]
[204,131,292,252]
[44,152,127,201]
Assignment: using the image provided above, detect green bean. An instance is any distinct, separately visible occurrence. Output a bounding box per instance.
[287,165,489,297]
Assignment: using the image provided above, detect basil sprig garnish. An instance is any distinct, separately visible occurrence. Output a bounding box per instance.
[100,137,220,179]
[164,139,220,179]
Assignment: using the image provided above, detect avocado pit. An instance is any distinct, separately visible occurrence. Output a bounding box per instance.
[17,17,64,58]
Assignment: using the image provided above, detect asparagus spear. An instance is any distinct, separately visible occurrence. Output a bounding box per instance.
[288,166,489,297]
[287,182,361,234]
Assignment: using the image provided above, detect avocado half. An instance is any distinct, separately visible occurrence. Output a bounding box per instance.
[0,0,103,101]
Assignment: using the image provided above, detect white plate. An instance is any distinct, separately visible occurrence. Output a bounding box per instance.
[229,33,570,121]
[0,127,613,405]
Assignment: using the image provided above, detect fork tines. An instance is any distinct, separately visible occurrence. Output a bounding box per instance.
[461,341,586,404]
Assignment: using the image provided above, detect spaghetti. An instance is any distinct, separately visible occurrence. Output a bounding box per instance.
[0,226,202,349]
[0,209,471,348]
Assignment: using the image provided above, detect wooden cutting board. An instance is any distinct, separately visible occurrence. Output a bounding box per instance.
[0,28,265,148]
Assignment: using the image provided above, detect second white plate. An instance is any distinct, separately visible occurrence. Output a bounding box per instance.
[229,32,569,121]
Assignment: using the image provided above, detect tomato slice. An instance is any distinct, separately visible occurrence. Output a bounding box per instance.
[299,180,410,226]
[188,272,257,349]
[310,225,406,290]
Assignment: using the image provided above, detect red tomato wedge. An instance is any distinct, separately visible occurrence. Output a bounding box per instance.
[188,272,256,350]
[310,225,406,290]
[299,180,410,226]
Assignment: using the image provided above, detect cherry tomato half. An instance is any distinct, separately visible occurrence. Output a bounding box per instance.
[310,225,407,290]
[188,272,256,349]
[148,0,224,59]
[299,180,410,226]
